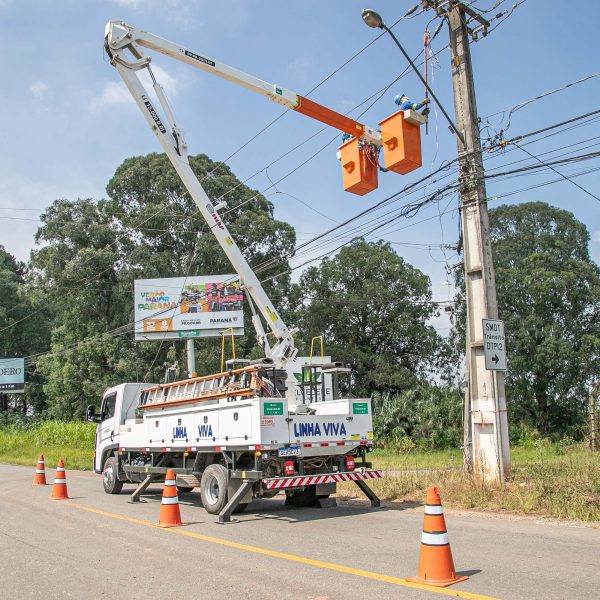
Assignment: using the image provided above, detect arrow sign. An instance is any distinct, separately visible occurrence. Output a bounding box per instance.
[482,319,507,371]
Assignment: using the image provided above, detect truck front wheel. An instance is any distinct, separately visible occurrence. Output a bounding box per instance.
[102,456,124,494]
[200,464,229,514]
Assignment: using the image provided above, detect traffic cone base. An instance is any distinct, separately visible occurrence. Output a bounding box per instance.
[408,486,468,588]
[49,459,70,500]
[157,469,183,527]
[32,454,48,486]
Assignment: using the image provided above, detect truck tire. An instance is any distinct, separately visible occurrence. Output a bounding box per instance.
[285,484,320,507]
[177,485,195,493]
[102,456,123,495]
[200,464,229,514]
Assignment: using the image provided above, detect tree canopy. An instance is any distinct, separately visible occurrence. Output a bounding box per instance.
[289,239,441,397]
[488,202,600,436]
[28,153,295,418]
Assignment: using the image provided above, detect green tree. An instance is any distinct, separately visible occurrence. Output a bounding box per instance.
[290,239,441,397]
[31,153,296,419]
[491,202,599,436]
[452,202,600,437]
[0,247,50,414]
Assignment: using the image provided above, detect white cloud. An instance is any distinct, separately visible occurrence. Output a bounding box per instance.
[110,0,143,7]
[593,230,600,243]
[89,80,131,112]
[29,80,49,100]
[89,65,179,112]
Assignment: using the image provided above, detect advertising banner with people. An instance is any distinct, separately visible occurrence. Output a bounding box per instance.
[134,276,244,341]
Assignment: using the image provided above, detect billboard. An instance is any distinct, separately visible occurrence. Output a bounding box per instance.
[134,276,244,341]
[0,358,25,393]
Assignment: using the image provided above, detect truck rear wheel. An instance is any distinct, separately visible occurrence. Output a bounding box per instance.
[102,456,123,495]
[285,484,321,507]
[200,464,229,514]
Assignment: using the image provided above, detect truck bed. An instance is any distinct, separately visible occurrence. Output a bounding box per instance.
[118,395,373,456]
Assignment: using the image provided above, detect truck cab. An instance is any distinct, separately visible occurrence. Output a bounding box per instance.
[89,383,153,473]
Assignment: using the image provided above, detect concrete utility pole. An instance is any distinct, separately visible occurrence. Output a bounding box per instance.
[422,1,510,481]
[449,3,510,481]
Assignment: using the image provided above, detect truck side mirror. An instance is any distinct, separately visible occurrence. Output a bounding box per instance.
[86,405,100,423]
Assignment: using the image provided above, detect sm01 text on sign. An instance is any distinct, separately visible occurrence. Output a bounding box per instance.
[482,319,507,371]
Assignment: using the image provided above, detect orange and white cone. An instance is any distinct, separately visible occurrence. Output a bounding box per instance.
[407,486,468,588]
[157,469,183,527]
[49,459,70,500]
[32,454,47,486]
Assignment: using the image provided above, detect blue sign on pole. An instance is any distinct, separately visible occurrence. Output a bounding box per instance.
[0,358,25,393]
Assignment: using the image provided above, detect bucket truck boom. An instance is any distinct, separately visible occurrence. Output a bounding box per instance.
[104,21,298,366]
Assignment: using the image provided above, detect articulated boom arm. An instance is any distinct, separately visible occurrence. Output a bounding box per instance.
[104,20,298,366]
[104,21,381,145]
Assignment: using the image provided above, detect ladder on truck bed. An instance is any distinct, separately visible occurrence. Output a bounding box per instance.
[138,365,265,410]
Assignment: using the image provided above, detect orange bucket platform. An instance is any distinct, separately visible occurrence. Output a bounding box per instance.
[379,110,422,175]
[338,137,378,196]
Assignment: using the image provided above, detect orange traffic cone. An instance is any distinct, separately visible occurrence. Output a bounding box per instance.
[157,469,183,527]
[49,459,70,500]
[407,486,468,588]
[32,454,47,486]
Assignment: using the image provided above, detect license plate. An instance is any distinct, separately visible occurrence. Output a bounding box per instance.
[278,446,301,457]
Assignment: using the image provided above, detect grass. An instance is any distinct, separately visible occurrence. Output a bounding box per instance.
[0,421,96,471]
[346,442,600,522]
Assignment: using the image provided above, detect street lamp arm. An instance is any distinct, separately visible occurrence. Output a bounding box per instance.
[378,22,466,147]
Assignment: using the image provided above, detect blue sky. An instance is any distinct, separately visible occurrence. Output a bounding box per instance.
[1,0,598,334]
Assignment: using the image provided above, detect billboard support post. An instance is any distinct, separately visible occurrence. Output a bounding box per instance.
[186,339,196,378]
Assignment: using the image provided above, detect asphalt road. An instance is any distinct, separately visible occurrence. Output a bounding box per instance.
[1,463,599,600]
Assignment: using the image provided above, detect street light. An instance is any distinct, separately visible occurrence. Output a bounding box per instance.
[361,8,466,146]
[361,8,383,28]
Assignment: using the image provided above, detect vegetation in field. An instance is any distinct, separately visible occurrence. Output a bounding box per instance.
[350,442,600,522]
[0,419,96,471]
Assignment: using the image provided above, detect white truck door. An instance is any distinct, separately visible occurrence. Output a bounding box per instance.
[99,391,119,452]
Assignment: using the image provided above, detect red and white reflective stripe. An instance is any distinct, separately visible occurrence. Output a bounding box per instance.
[38,460,45,465]
[56,467,65,472]
[35,469,45,474]
[53,478,66,484]
[263,469,382,490]
[164,479,177,486]
[421,531,449,545]
[161,496,179,505]
[424,504,444,515]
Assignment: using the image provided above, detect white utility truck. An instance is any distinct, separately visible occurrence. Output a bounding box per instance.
[88,21,382,523]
